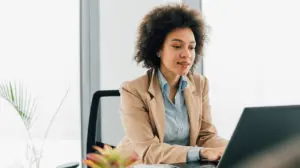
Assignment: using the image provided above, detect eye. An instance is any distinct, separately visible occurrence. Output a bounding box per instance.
[189,46,195,50]
[172,45,181,49]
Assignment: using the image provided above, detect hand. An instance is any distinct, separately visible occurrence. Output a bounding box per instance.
[200,147,225,161]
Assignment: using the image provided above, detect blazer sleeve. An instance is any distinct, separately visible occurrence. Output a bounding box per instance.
[196,76,228,148]
[120,82,192,164]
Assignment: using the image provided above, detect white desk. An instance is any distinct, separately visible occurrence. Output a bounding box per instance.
[0,138,81,168]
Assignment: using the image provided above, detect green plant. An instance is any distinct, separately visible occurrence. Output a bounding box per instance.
[0,81,69,168]
[0,81,38,130]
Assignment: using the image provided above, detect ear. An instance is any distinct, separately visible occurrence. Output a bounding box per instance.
[157,51,162,58]
[158,49,163,55]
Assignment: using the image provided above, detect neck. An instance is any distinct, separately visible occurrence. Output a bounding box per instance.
[160,67,180,89]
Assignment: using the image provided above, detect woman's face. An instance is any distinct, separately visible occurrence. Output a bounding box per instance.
[159,27,196,76]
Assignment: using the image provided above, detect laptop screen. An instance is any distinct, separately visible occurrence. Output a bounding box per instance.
[218,105,300,168]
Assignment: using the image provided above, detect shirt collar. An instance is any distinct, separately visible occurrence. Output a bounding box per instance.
[157,69,187,93]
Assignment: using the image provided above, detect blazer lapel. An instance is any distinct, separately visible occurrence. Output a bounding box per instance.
[184,73,199,146]
[148,69,165,142]
[147,70,200,145]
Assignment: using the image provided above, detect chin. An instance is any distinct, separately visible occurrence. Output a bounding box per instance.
[177,70,189,76]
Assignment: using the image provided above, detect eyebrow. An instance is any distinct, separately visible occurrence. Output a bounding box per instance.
[171,38,196,44]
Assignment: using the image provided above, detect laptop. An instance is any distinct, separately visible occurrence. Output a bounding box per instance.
[216,105,300,168]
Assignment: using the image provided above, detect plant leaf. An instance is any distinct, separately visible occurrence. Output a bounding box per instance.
[0,81,37,130]
[9,82,15,102]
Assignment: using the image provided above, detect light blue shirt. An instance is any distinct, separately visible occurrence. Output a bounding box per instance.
[157,70,201,162]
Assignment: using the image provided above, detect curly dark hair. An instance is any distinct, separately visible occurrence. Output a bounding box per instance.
[134,3,206,71]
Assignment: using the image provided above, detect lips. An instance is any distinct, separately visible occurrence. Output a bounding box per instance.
[177,61,190,66]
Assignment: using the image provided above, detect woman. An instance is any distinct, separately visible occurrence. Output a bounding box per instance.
[116,3,228,164]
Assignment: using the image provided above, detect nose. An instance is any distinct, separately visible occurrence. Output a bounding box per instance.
[180,47,191,58]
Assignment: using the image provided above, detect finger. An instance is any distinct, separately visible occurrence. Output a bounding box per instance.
[218,151,224,156]
[208,156,218,161]
[215,147,224,151]
[207,153,219,161]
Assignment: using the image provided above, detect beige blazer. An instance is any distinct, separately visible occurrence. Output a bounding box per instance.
[116,69,227,164]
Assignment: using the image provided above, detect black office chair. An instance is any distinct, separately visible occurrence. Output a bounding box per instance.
[58,90,122,168]
[86,90,122,154]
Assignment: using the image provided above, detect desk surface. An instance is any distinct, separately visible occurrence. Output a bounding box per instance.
[134,161,218,168]
[0,138,81,168]
[173,161,218,168]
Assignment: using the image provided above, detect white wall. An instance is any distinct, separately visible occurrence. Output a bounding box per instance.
[202,0,300,139]
[0,0,80,140]
[0,1,80,167]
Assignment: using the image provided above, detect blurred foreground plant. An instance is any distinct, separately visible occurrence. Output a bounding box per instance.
[0,81,69,168]
[0,81,38,129]
[84,145,138,168]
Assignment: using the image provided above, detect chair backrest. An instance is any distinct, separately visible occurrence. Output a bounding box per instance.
[86,90,124,154]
